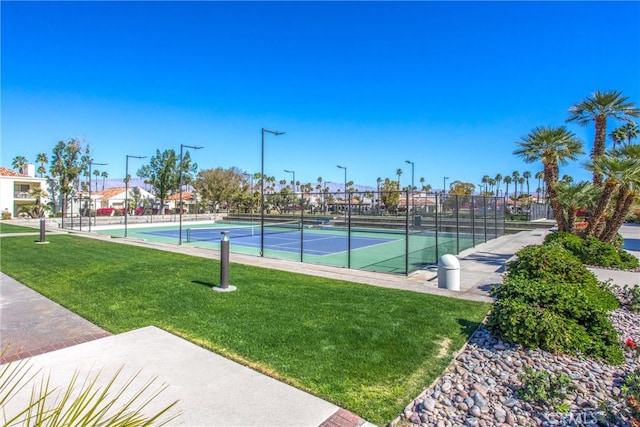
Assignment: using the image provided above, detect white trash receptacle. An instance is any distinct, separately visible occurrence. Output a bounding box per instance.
[437,254,460,291]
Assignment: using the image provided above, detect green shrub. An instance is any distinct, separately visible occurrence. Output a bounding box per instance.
[544,231,583,253]
[612,233,625,250]
[488,244,623,364]
[544,232,639,270]
[504,244,619,311]
[1,211,11,220]
[622,367,640,422]
[518,366,575,413]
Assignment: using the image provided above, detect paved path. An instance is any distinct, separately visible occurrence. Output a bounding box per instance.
[1,222,638,426]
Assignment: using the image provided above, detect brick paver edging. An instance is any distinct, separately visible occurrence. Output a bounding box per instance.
[0,332,112,365]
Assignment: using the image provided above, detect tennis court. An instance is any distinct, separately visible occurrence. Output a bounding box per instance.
[139,222,396,256]
[97,193,504,274]
[111,219,474,274]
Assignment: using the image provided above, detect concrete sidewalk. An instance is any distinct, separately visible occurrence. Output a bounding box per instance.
[1,222,637,426]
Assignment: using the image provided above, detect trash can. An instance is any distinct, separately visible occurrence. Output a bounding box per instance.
[413,215,421,227]
[437,254,460,291]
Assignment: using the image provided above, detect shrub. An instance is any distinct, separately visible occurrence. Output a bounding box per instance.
[518,366,575,413]
[544,232,639,270]
[488,244,623,364]
[96,208,114,216]
[1,211,11,220]
[622,367,640,424]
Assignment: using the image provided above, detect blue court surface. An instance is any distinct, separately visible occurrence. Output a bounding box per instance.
[139,227,395,256]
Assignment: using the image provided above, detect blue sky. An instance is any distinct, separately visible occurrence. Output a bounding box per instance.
[2,1,639,193]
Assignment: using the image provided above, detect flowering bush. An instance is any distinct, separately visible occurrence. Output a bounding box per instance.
[622,367,640,425]
[96,208,115,216]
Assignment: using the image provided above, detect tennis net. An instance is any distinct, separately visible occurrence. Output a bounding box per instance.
[186,220,301,242]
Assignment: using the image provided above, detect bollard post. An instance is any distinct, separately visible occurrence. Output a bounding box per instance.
[213,231,236,292]
[437,254,460,291]
[40,218,46,242]
[36,218,49,245]
[220,231,230,289]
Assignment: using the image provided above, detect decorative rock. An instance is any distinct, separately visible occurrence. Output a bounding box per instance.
[398,304,640,427]
[423,397,437,412]
[472,383,489,398]
[468,405,481,417]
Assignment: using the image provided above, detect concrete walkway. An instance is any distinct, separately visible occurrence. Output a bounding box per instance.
[1,222,638,426]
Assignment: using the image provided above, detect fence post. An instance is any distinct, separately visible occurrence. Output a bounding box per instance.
[405,190,409,275]
[347,192,352,269]
[455,194,460,254]
[471,196,476,247]
[434,193,439,260]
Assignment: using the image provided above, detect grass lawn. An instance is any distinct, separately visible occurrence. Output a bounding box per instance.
[0,222,39,233]
[0,234,490,425]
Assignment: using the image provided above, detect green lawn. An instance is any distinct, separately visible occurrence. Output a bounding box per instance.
[0,222,39,233]
[0,234,490,425]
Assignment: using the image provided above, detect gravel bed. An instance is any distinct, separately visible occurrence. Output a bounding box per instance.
[399,304,640,426]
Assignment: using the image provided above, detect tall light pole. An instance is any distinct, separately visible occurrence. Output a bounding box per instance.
[337,165,347,217]
[405,160,414,192]
[443,176,450,194]
[179,144,203,245]
[88,161,108,232]
[125,155,146,237]
[405,160,414,214]
[284,169,295,193]
[243,172,254,223]
[261,128,285,256]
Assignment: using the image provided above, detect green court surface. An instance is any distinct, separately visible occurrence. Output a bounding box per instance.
[99,221,479,274]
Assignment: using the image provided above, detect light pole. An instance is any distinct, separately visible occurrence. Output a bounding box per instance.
[443,176,450,194]
[125,155,146,237]
[284,169,295,193]
[179,144,203,245]
[88,161,108,232]
[337,165,347,216]
[261,128,285,256]
[405,160,414,213]
[243,172,254,222]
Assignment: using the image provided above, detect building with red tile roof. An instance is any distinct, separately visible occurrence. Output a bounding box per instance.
[0,165,49,218]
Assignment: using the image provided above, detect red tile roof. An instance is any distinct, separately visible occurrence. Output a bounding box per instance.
[0,167,28,177]
[93,187,126,200]
[166,191,194,201]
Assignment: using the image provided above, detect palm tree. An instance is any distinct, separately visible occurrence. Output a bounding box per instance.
[567,90,640,186]
[610,121,639,148]
[511,171,520,203]
[535,171,544,203]
[522,171,531,196]
[583,152,640,238]
[93,169,101,191]
[609,127,627,149]
[561,175,573,184]
[622,121,639,144]
[11,155,28,172]
[419,177,425,191]
[503,175,512,201]
[36,153,48,177]
[101,171,109,190]
[396,169,403,187]
[513,126,584,232]
[481,175,490,194]
[599,144,640,241]
[494,173,502,197]
[518,177,525,197]
[554,181,598,233]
